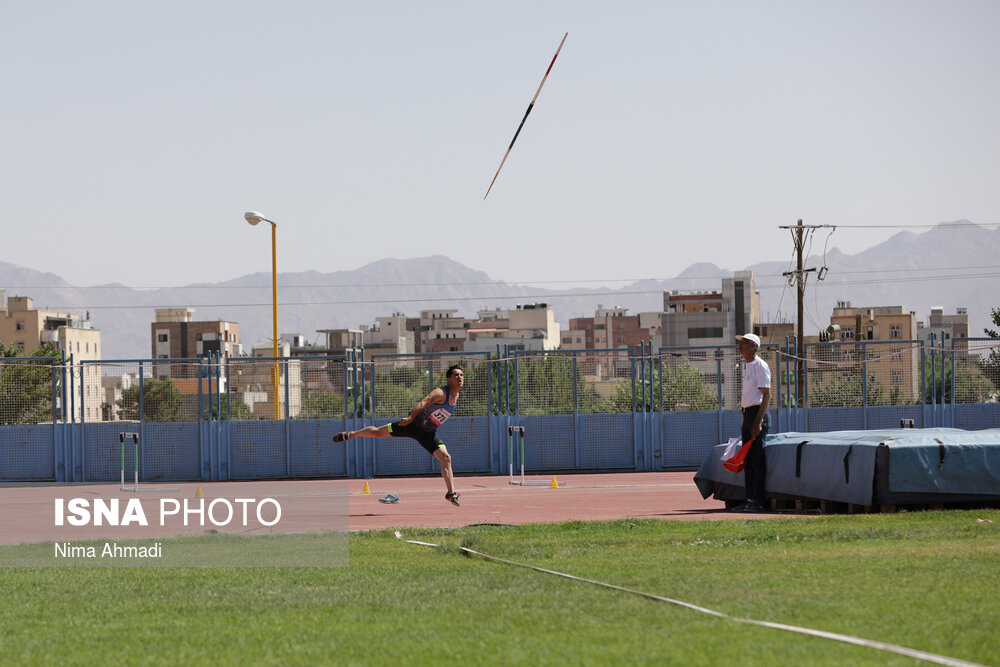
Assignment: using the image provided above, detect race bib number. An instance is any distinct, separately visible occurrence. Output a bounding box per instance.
[427,408,450,427]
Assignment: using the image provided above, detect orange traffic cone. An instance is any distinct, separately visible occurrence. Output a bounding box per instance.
[362,481,371,494]
[550,476,559,489]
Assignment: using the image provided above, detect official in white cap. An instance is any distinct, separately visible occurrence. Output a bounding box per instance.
[733,333,771,512]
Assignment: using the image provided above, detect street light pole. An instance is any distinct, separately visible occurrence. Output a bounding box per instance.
[245,211,282,420]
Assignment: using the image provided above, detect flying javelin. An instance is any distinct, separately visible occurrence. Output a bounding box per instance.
[484,32,568,199]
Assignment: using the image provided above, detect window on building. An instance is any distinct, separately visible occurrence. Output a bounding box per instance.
[891,348,902,361]
[890,325,901,339]
[15,320,25,331]
[616,323,624,330]
[688,327,723,339]
[891,370,903,385]
[617,337,625,344]
[841,326,855,341]
[158,333,168,342]
[16,342,25,352]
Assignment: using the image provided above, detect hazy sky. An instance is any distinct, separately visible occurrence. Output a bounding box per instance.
[4,1,998,290]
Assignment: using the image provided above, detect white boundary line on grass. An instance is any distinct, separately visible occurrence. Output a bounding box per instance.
[403,538,985,667]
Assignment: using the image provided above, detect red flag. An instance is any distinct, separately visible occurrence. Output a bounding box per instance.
[723,437,755,473]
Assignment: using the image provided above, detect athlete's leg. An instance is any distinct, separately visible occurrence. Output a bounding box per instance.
[433,446,455,496]
[334,424,391,442]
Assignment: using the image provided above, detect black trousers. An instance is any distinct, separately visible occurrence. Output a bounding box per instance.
[741,405,770,503]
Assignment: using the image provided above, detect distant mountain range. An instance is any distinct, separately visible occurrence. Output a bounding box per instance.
[1,221,997,359]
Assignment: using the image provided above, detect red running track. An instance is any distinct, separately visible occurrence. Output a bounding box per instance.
[0,472,763,546]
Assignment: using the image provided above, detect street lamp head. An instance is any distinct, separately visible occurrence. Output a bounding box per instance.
[244,211,265,226]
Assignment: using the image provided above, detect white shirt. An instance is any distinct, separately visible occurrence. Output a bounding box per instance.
[741,356,771,408]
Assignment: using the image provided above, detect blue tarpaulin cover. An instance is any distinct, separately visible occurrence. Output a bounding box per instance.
[694,428,1000,506]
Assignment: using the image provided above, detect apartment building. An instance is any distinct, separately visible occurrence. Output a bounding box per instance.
[220,340,303,419]
[815,302,920,401]
[565,305,659,351]
[150,308,240,379]
[0,293,103,422]
[1,293,101,360]
[830,302,917,343]
[363,314,415,356]
[660,271,759,349]
[657,272,761,409]
[756,321,796,348]
[407,309,469,354]
[917,306,969,355]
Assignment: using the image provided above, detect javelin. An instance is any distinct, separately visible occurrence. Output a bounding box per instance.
[483,32,568,200]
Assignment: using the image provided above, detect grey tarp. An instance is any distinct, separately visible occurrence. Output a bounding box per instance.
[694,428,1000,507]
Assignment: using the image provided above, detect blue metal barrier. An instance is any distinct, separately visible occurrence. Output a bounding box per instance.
[2,340,998,481]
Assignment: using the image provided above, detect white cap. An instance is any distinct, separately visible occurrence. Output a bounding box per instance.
[736,333,760,348]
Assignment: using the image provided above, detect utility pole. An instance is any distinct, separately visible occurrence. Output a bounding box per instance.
[779,219,817,406]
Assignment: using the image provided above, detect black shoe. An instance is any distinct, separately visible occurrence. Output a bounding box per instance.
[732,500,765,513]
[445,491,460,506]
[731,500,764,513]
[332,432,350,443]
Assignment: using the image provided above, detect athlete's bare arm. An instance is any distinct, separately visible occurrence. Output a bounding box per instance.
[399,387,445,427]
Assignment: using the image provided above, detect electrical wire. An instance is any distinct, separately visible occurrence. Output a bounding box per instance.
[6,265,1000,291]
[30,269,1000,312]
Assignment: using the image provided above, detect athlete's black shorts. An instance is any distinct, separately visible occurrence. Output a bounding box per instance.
[388,420,445,455]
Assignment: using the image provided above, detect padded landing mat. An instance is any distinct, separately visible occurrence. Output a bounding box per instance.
[694,428,1000,507]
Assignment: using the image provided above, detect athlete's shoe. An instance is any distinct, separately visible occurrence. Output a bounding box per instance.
[445,491,460,506]
[378,493,400,504]
[332,432,350,443]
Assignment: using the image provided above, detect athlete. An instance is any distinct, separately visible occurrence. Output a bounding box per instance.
[333,365,463,506]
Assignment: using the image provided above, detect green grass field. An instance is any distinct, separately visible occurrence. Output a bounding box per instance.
[2,510,998,666]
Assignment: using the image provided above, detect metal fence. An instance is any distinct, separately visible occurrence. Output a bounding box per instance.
[1,339,998,482]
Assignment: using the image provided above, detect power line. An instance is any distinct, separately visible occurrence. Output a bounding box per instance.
[826,222,999,229]
[36,267,1000,312]
[6,264,1000,291]
[758,270,1000,288]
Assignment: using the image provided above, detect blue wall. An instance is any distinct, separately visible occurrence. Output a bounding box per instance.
[4,403,999,483]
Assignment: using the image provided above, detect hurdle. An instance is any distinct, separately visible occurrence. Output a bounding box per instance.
[507,426,549,486]
[119,432,178,492]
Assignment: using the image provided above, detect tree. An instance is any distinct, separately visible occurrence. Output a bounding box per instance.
[808,370,892,407]
[513,355,601,416]
[661,363,720,411]
[204,395,253,421]
[0,342,60,425]
[977,307,1000,393]
[599,363,719,413]
[117,378,184,422]
[297,393,345,419]
[926,353,996,404]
